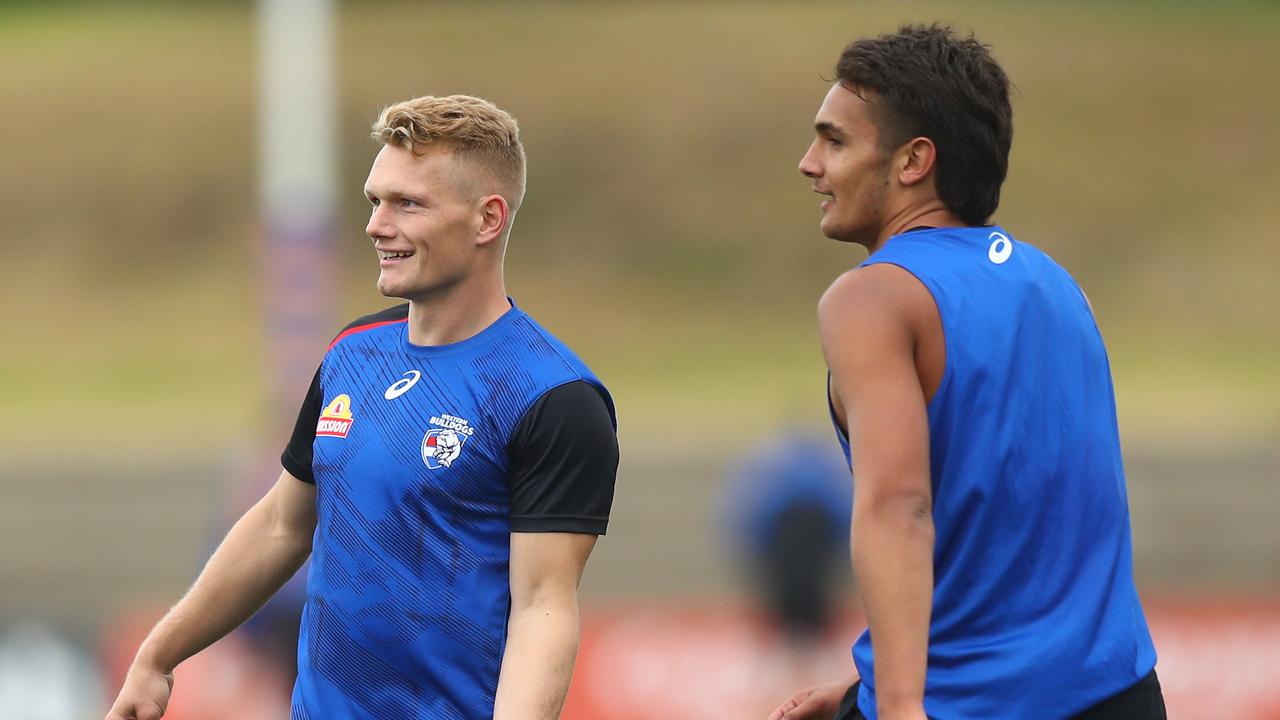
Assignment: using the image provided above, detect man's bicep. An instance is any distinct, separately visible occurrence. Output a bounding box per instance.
[507,381,619,535]
[509,531,597,604]
[819,269,931,497]
[266,468,318,540]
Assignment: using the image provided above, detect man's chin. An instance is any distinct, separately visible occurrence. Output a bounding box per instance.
[376,278,410,300]
[820,218,865,245]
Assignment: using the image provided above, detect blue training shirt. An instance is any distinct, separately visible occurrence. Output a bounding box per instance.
[830,226,1156,719]
[281,299,617,719]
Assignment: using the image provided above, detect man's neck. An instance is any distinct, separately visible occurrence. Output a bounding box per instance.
[405,275,511,347]
[868,204,967,254]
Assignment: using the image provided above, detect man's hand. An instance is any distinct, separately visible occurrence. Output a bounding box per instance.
[766,679,851,720]
[104,662,174,720]
[102,470,315,720]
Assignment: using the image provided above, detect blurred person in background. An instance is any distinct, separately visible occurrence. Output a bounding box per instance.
[769,25,1163,720]
[106,95,619,720]
[721,431,853,695]
[721,432,852,646]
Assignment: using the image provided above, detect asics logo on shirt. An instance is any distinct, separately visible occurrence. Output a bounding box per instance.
[384,370,422,400]
[988,232,1013,265]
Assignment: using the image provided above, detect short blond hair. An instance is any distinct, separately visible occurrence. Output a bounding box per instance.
[371,94,526,211]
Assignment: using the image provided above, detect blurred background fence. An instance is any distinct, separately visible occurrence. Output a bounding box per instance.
[1,1,1277,718]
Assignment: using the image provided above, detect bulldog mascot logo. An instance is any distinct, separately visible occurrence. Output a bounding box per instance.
[422,428,465,469]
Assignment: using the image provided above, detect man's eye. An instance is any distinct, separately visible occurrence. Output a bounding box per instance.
[369,198,380,207]
[399,198,417,208]
[827,137,843,147]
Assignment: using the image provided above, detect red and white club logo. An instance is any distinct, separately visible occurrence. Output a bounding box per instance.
[422,413,475,469]
[422,429,465,469]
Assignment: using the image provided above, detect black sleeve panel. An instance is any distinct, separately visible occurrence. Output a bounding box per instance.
[507,380,620,535]
[281,365,323,484]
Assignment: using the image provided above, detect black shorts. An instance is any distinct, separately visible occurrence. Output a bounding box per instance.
[834,670,1166,720]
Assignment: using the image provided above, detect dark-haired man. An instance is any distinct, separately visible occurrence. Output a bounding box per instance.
[768,25,1163,720]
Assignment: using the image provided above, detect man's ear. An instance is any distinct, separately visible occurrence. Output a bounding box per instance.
[898,136,938,188]
[475,194,510,246]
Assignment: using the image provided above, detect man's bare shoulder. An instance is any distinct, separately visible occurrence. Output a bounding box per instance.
[818,263,932,332]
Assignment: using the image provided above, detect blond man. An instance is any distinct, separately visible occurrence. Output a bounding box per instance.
[106,95,620,720]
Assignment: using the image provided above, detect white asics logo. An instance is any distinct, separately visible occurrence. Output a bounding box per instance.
[384,370,421,400]
[988,231,1013,264]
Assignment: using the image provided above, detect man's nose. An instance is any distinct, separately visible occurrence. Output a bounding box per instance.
[366,205,391,239]
[798,143,821,179]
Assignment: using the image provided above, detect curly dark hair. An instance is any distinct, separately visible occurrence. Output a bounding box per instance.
[836,24,1013,226]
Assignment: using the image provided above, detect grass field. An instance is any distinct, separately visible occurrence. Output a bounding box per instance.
[1,1,1277,458]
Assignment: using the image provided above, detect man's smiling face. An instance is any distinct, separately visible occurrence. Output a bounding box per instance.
[363,144,480,301]
[798,83,896,246]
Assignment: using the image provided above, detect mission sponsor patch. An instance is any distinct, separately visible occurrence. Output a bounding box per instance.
[316,394,355,438]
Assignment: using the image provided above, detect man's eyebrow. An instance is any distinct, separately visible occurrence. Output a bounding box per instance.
[815,121,843,136]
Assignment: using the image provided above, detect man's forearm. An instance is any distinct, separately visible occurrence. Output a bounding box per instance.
[493,597,581,720]
[852,494,934,715]
[135,496,312,672]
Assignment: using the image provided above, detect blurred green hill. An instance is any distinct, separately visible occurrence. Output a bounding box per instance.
[2,1,1277,459]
